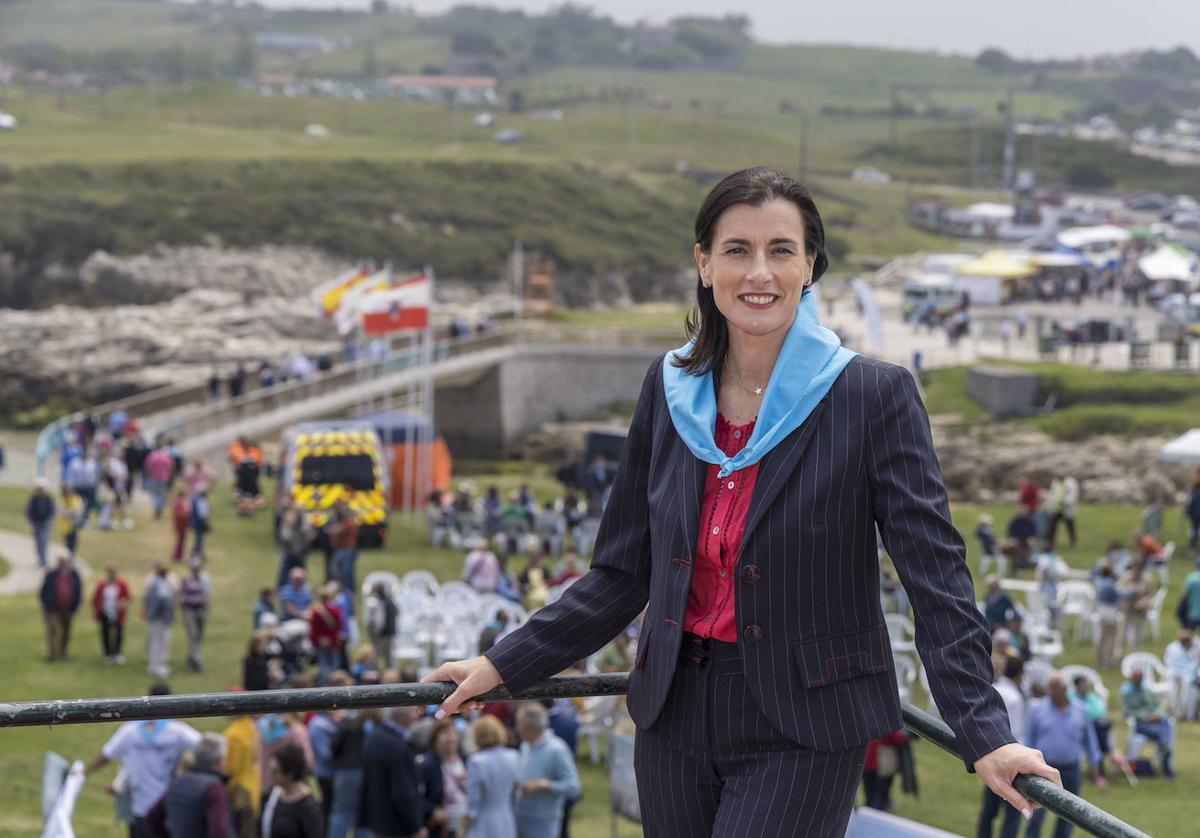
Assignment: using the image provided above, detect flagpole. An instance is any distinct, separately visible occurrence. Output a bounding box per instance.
[406,329,420,524]
[423,265,436,517]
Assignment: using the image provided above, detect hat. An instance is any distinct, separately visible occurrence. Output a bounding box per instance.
[977,513,993,526]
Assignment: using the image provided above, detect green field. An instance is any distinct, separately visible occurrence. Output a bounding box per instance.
[0,478,1196,835]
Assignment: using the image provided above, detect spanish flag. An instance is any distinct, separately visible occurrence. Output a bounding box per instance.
[311,267,370,319]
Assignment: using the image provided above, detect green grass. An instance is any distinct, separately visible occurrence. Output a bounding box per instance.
[0,551,9,579]
[922,361,1200,439]
[1,481,1196,835]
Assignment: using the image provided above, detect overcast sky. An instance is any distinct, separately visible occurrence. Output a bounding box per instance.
[250,0,1200,58]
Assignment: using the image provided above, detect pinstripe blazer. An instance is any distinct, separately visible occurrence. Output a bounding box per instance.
[485,354,1015,767]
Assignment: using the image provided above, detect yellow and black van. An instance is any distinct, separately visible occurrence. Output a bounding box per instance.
[279,422,390,546]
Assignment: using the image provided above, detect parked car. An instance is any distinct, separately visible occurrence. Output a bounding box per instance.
[494,128,523,144]
[0,112,16,131]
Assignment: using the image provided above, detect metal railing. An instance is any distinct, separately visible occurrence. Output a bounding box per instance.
[0,676,1149,838]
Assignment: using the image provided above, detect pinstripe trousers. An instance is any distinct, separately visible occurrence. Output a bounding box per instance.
[634,633,867,837]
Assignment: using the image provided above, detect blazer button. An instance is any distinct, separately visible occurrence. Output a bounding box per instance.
[741,565,761,583]
[742,624,763,644]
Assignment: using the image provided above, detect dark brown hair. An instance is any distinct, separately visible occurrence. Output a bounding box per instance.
[673,166,828,376]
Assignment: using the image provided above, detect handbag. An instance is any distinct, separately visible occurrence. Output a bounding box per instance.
[876,744,899,777]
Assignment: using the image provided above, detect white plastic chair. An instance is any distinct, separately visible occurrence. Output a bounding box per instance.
[892,654,918,705]
[436,581,479,616]
[1120,652,1174,708]
[1146,588,1168,643]
[361,571,401,599]
[577,694,624,765]
[1057,580,1096,644]
[917,664,939,717]
[1125,715,1175,760]
[1030,626,1064,662]
[1060,664,1109,705]
[885,614,917,656]
[400,570,441,598]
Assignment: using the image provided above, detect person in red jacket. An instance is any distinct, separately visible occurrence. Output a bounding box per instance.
[92,564,131,665]
[861,729,910,812]
[309,583,344,685]
[171,489,190,562]
[1018,474,1041,517]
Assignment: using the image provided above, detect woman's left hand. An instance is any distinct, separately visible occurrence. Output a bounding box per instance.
[974,743,1062,820]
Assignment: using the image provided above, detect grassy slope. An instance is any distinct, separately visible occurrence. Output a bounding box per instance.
[922,362,1200,440]
[0,478,1196,835]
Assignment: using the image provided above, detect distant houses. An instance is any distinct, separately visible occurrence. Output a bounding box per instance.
[382,74,498,105]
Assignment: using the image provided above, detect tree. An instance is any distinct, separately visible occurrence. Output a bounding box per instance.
[976,48,1015,73]
[1065,162,1114,189]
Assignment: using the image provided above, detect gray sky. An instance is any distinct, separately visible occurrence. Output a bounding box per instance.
[252,0,1200,58]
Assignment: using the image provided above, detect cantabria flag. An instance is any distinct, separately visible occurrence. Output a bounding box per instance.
[360,273,431,335]
[312,266,370,319]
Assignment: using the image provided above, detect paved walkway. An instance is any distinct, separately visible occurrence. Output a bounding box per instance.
[0,526,84,597]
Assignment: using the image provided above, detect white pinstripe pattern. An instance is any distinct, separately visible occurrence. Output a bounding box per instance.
[485,353,1014,808]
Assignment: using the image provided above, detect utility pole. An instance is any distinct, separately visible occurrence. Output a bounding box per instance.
[1001,88,1016,191]
[626,89,638,151]
[513,239,525,320]
[969,112,980,189]
[889,83,899,150]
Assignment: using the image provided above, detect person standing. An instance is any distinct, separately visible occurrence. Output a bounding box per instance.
[1117,557,1156,653]
[144,443,176,520]
[145,562,178,678]
[1024,674,1101,838]
[364,582,398,670]
[419,719,469,838]
[308,698,342,828]
[310,583,345,685]
[513,703,580,838]
[190,488,212,561]
[171,489,191,562]
[280,569,314,622]
[143,733,234,838]
[424,167,1057,834]
[461,537,501,594]
[64,446,100,523]
[462,714,518,838]
[223,697,263,838]
[92,564,131,665]
[1094,564,1122,668]
[977,655,1026,838]
[358,706,425,838]
[262,742,325,838]
[84,684,202,838]
[59,485,84,555]
[1186,468,1200,553]
[39,555,82,661]
[185,458,215,499]
[278,507,313,590]
[1184,556,1200,631]
[329,704,375,838]
[25,479,56,569]
[328,501,360,591]
[179,558,211,672]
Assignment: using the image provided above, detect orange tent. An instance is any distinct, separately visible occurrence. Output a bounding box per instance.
[359,411,452,509]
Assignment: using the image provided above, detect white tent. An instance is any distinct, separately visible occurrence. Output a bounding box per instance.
[1138,244,1198,283]
[1160,429,1200,464]
[1057,225,1131,249]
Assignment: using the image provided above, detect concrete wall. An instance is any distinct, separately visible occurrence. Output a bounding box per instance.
[436,344,663,459]
[965,365,1039,417]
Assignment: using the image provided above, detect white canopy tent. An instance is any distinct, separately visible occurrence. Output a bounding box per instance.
[1057,225,1132,249]
[1160,429,1200,464]
[1138,244,1198,284]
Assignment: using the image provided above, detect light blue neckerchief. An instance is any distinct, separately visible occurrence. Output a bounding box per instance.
[663,290,857,478]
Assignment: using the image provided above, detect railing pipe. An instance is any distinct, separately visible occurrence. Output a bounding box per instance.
[0,677,1149,838]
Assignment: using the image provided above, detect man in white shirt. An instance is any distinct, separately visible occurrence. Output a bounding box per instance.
[1164,630,1200,720]
[84,683,201,837]
[978,655,1026,838]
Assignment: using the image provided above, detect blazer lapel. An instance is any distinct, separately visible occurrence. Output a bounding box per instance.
[674,438,708,561]
[737,398,829,557]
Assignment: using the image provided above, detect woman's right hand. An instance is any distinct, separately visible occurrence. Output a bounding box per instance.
[421,655,503,718]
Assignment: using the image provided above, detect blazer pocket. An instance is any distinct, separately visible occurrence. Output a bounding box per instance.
[793,624,890,687]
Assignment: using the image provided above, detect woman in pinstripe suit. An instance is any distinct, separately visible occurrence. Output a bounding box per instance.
[425,167,1060,835]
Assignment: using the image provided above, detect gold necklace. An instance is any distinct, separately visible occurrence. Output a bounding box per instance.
[723,357,766,397]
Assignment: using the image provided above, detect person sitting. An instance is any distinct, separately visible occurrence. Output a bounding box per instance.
[1070,675,1112,783]
[1004,614,1032,662]
[1004,513,1038,572]
[1120,667,1174,778]
[1164,630,1200,721]
[982,575,1016,631]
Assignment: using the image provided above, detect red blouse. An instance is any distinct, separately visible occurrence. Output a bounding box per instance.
[683,413,760,642]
